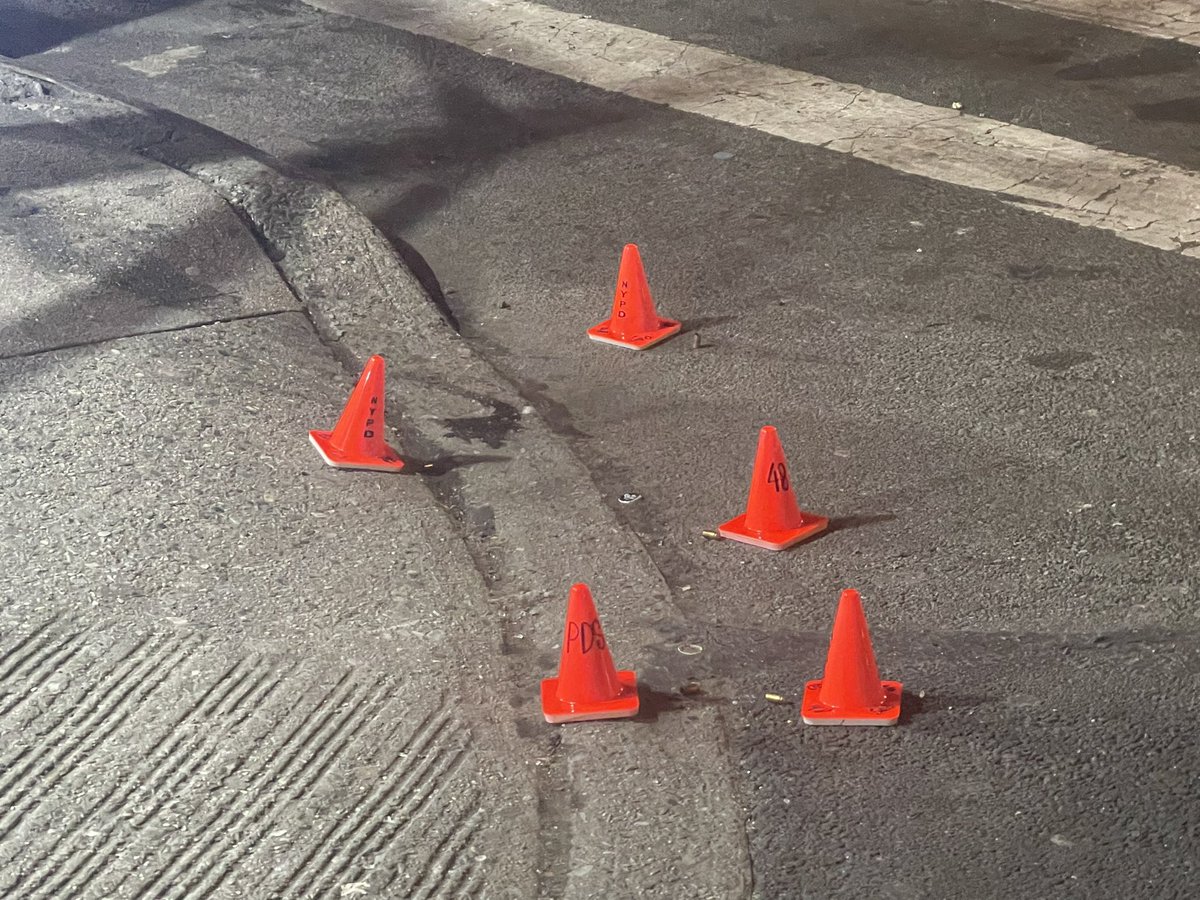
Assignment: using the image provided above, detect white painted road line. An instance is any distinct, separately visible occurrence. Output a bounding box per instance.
[987,0,1200,47]
[303,0,1200,259]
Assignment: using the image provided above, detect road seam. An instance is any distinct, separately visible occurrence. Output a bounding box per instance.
[0,307,298,361]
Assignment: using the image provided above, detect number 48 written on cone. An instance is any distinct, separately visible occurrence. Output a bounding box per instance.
[767,461,790,492]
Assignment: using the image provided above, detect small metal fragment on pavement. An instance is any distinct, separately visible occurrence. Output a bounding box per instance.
[677,643,703,656]
[618,492,642,504]
[765,693,785,703]
[701,529,722,540]
[691,333,703,350]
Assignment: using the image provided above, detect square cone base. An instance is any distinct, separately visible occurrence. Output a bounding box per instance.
[800,680,902,726]
[587,318,681,350]
[717,512,829,551]
[309,431,406,472]
[541,671,640,724]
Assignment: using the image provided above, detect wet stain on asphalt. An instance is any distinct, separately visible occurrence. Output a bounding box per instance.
[1025,350,1096,371]
[1056,49,1198,81]
[443,399,521,448]
[995,42,1073,66]
[1007,262,1054,281]
[508,377,588,440]
[464,503,496,539]
[1132,96,1200,124]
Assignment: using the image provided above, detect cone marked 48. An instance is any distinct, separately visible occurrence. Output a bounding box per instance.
[309,355,406,472]
[718,425,828,550]
[587,244,681,350]
[541,584,639,724]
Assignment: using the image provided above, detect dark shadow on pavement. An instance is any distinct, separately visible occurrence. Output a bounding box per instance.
[633,685,688,723]
[634,681,730,723]
[827,513,897,533]
[400,453,511,476]
[898,691,992,725]
[0,0,202,58]
[683,315,739,332]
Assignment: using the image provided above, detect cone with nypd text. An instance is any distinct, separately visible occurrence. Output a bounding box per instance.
[802,589,901,726]
[309,355,406,472]
[541,583,639,724]
[718,425,827,550]
[587,243,681,350]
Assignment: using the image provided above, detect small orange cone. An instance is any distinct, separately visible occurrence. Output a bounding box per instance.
[587,244,681,350]
[309,355,406,472]
[541,583,639,724]
[718,426,828,550]
[802,589,901,726]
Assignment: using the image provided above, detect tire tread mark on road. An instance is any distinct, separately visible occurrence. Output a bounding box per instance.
[435,854,484,900]
[176,680,393,900]
[71,666,289,898]
[28,656,286,899]
[274,705,451,896]
[0,633,85,718]
[165,675,393,900]
[291,712,475,898]
[128,661,289,831]
[0,633,193,844]
[0,617,69,696]
[122,670,362,900]
[406,809,483,900]
[20,655,259,891]
[0,634,154,801]
[0,618,58,682]
[355,742,476,899]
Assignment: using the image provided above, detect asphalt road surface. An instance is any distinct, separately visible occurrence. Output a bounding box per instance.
[2,0,1199,897]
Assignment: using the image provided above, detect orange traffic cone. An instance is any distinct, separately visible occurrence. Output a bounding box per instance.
[309,355,406,472]
[718,426,828,550]
[541,583,639,724]
[587,244,681,350]
[802,589,901,726]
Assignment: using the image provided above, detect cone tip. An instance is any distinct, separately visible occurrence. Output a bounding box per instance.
[835,588,868,624]
[566,583,598,616]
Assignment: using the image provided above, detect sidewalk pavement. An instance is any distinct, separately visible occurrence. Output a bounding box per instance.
[0,62,750,900]
[0,89,538,899]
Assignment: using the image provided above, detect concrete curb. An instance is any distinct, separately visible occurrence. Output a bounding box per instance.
[1,61,751,898]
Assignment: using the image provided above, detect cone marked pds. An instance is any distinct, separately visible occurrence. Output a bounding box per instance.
[541,583,639,724]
